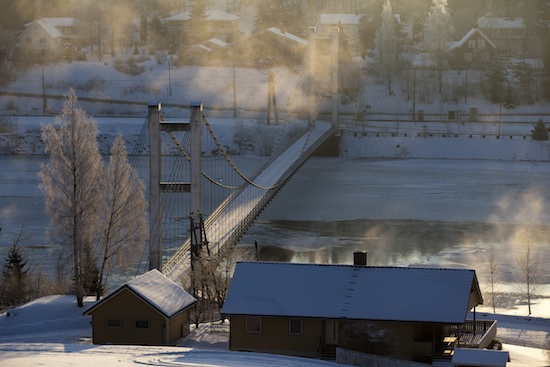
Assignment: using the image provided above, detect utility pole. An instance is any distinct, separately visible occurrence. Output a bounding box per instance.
[331,26,339,135]
[412,69,416,120]
[42,51,47,116]
[266,71,278,125]
[233,65,237,117]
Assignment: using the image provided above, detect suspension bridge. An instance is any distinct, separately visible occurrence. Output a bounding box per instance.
[128,102,338,283]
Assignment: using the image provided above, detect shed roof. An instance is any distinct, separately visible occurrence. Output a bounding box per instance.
[452,348,509,367]
[222,262,482,324]
[83,269,196,318]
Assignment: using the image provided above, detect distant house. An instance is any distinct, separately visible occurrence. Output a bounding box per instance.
[83,269,196,346]
[448,28,496,68]
[222,258,496,363]
[319,13,362,53]
[18,18,81,57]
[477,17,526,55]
[227,27,308,67]
[165,9,242,45]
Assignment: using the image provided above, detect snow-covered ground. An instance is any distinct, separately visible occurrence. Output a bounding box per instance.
[0,295,547,367]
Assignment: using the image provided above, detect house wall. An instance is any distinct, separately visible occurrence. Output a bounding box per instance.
[168,309,192,343]
[18,23,61,53]
[89,288,168,345]
[229,316,324,358]
[450,33,495,68]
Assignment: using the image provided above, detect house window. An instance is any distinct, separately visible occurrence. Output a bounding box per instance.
[245,316,262,333]
[39,37,46,44]
[289,319,303,335]
[478,39,485,49]
[468,40,475,48]
[26,37,32,43]
[134,319,150,329]
[106,318,121,328]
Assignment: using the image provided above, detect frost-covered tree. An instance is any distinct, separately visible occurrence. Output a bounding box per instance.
[516,241,543,315]
[484,245,500,313]
[187,0,211,45]
[423,0,453,95]
[97,134,147,300]
[39,89,105,307]
[375,0,399,95]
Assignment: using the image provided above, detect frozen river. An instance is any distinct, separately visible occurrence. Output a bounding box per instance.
[1,156,550,298]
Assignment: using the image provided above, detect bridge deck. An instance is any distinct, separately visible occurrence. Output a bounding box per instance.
[163,121,334,281]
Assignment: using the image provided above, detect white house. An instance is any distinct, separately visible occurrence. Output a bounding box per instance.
[18,18,81,57]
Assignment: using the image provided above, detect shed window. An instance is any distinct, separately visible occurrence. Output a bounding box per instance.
[245,316,262,333]
[106,318,121,328]
[289,319,303,335]
[135,319,149,329]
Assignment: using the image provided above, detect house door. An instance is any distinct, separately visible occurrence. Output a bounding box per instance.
[325,320,339,345]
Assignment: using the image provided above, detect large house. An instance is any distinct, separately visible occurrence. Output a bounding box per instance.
[165,9,242,45]
[477,17,526,56]
[448,28,496,68]
[227,27,309,67]
[18,18,81,57]
[83,269,196,346]
[222,256,496,364]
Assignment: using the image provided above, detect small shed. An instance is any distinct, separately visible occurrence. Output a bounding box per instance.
[83,269,196,346]
[452,348,509,367]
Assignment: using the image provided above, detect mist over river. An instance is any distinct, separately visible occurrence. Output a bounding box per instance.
[1,156,549,298]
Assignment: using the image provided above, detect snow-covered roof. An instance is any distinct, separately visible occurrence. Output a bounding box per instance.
[24,18,79,39]
[477,17,525,29]
[266,27,308,46]
[452,348,509,367]
[222,262,482,324]
[165,9,240,22]
[448,28,496,51]
[208,38,229,48]
[84,269,196,318]
[320,13,362,25]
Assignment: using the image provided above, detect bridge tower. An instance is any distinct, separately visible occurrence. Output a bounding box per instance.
[147,102,203,271]
[307,26,340,136]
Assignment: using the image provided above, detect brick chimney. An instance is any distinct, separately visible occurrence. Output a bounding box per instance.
[353,251,367,266]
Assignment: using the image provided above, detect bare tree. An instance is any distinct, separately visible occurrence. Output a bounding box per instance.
[516,241,543,315]
[96,134,147,300]
[484,245,500,313]
[39,89,105,307]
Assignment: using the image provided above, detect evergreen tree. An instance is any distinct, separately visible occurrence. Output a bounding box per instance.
[542,38,550,101]
[357,0,384,58]
[531,119,549,141]
[375,0,399,95]
[187,0,210,45]
[253,2,306,37]
[1,244,30,308]
[423,0,453,96]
